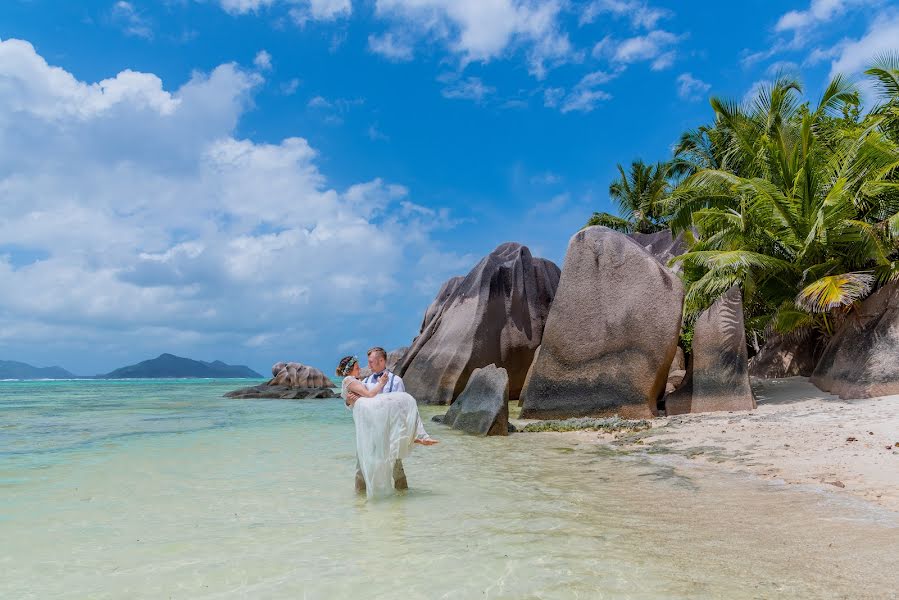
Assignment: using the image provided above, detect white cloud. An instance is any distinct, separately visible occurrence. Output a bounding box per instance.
[439,75,495,103]
[676,72,710,101]
[594,30,681,68]
[0,37,460,370]
[368,32,415,61]
[371,0,575,79]
[580,0,671,29]
[217,0,350,22]
[776,0,877,36]
[289,0,352,25]
[253,49,273,70]
[826,11,899,78]
[741,0,882,67]
[543,87,564,108]
[545,70,617,114]
[280,77,300,95]
[218,0,276,14]
[111,1,153,39]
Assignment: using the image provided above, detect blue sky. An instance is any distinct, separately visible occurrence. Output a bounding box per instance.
[0,0,896,375]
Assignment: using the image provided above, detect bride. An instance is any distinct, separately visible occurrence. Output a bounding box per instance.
[337,355,437,498]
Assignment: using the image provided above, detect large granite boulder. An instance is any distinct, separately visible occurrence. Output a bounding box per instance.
[667,285,755,415]
[517,344,541,407]
[749,333,818,379]
[421,277,465,333]
[441,364,509,436]
[520,227,684,419]
[811,282,899,398]
[629,230,688,271]
[397,243,560,405]
[226,361,335,399]
[271,361,332,388]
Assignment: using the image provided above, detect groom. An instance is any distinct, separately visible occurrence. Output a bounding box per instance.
[350,347,409,492]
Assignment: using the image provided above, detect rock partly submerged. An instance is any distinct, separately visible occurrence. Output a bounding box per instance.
[520,226,684,420]
[226,361,336,399]
[440,364,510,436]
[398,242,560,405]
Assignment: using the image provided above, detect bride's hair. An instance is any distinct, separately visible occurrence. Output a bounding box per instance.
[336,355,358,376]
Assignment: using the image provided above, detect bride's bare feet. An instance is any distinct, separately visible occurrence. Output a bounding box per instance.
[415,438,439,445]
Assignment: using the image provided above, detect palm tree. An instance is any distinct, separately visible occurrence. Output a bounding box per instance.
[586,160,672,233]
[667,74,899,341]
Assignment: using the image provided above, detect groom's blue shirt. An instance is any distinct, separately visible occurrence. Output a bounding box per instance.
[363,370,405,394]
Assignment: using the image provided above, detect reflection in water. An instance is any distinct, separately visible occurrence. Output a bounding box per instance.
[1,380,897,599]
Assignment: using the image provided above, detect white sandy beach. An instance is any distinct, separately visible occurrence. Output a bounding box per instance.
[528,377,899,512]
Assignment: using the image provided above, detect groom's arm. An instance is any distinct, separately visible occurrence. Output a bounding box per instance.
[392,374,406,393]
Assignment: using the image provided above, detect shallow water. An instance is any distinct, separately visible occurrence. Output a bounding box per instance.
[1,380,897,599]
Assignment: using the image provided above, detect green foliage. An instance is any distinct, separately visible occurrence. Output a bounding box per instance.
[585,160,672,232]
[592,64,899,347]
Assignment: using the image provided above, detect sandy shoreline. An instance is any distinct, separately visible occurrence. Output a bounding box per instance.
[516,377,899,512]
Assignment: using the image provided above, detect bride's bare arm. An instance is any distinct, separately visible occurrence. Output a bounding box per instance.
[347,373,388,398]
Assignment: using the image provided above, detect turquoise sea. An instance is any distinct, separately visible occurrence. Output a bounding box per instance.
[1,379,897,599]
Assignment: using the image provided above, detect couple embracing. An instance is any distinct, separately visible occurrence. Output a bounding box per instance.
[336,347,437,498]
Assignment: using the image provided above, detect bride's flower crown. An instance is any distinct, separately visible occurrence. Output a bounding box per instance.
[336,355,358,376]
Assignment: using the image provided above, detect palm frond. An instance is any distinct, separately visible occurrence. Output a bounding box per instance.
[795,272,874,312]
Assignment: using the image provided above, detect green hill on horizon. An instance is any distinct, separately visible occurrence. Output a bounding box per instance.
[100,353,264,379]
[0,360,78,380]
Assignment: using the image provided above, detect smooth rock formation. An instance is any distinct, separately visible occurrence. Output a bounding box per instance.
[518,344,541,407]
[421,277,465,333]
[271,362,332,388]
[812,282,899,398]
[629,230,688,271]
[225,385,336,399]
[668,285,755,415]
[749,333,818,378]
[227,361,335,399]
[520,227,684,419]
[397,242,560,405]
[441,364,509,436]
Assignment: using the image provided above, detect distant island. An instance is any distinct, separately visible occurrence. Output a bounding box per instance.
[99,354,263,379]
[0,354,264,379]
[0,360,77,380]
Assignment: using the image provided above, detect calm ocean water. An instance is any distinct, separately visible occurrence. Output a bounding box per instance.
[1,379,897,599]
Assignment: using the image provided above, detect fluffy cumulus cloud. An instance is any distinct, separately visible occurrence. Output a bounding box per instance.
[0,38,458,371]
[370,0,575,79]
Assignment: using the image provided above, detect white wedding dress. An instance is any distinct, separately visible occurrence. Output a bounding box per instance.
[341,376,431,498]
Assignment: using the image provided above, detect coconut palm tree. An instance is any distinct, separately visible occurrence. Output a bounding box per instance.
[667,74,899,340]
[586,160,672,233]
